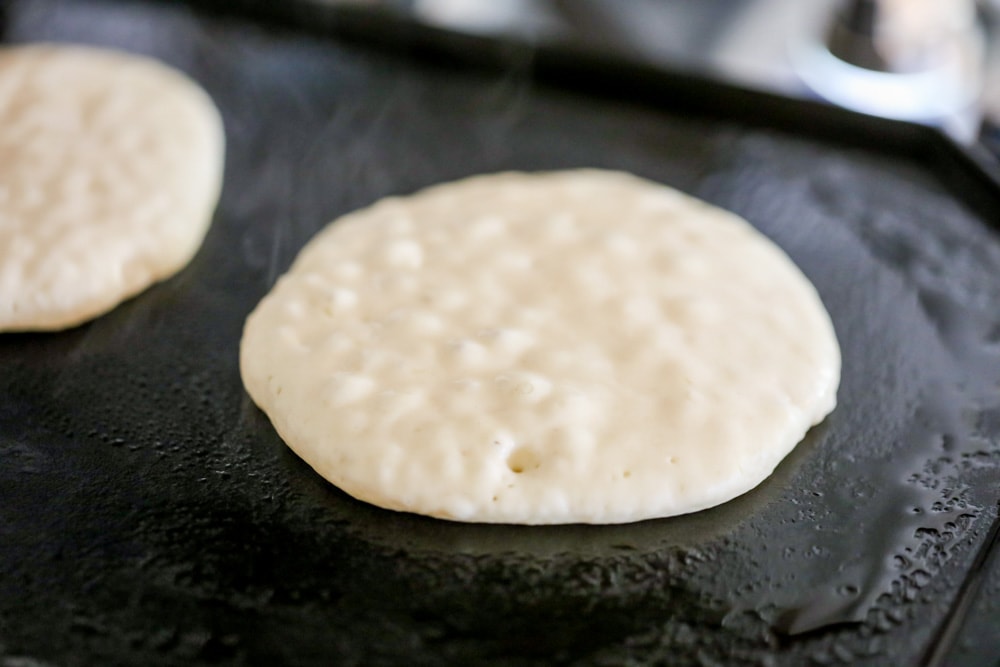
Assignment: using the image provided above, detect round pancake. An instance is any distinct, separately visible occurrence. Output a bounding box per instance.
[241,170,841,524]
[0,44,224,332]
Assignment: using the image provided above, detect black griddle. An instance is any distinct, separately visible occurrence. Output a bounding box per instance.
[3,1,1000,665]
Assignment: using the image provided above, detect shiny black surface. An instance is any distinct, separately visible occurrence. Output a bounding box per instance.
[3,0,1000,665]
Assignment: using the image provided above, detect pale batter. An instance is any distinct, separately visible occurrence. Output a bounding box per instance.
[241,170,840,524]
[0,44,224,332]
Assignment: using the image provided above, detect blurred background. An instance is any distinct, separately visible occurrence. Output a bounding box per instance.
[324,0,1000,147]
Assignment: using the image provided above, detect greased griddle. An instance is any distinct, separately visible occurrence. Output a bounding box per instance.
[3,1,1000,665]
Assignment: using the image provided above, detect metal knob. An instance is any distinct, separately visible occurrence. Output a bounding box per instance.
[795,0,985,141]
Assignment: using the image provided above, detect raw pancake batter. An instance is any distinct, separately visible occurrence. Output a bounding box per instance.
[0,44,224,332]
[241,170,841,524]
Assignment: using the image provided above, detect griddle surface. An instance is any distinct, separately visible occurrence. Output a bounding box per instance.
[3,1,1000,665]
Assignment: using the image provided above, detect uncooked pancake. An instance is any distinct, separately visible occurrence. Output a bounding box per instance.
[241,170,840,524]
[0,44,224,332]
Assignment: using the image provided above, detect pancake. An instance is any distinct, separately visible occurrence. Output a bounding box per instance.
[0,44,224,332]
[240,170,840,524]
